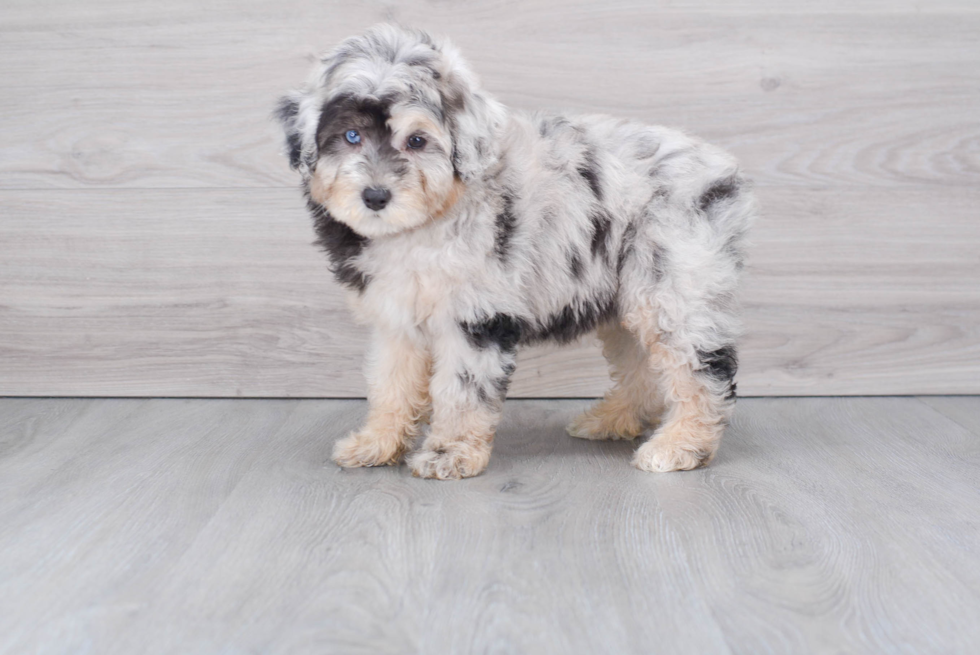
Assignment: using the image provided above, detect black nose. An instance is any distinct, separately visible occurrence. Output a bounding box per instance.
[362,187,391,211]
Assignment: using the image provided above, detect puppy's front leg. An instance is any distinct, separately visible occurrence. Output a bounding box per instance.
[333,331,431,468]
[409,329,516,480]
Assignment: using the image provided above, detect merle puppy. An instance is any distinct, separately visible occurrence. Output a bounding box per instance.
[276,24,754,480]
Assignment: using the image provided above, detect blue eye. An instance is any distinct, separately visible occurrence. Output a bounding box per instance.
[345,129,361,144]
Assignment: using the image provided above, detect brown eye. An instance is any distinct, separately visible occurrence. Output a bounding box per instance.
[407,135,427,149]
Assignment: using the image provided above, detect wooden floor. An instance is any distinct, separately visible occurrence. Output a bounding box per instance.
[1,397,979,653]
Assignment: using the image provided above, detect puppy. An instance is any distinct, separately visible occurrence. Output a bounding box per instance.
[276,24,754,480]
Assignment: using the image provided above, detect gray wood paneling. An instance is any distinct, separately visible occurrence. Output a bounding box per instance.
[1,397,979,653]
[3,9,978,190]
[1,186,978,396]
[1,0,978,396]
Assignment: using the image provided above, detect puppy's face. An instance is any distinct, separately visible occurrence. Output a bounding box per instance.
[309,93,459,238]
[278,25,505,239]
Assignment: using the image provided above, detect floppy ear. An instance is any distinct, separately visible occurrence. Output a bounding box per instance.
[436,43,508,182]
[275,93,304,171]
[274,89,320,177]
[276,41,356,177]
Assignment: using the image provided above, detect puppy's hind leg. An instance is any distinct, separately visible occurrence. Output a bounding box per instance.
[566,320,665,441]
[333,330,431,468]
[630,326,736,472]
[618,202,743,472]
[619,250,740,471]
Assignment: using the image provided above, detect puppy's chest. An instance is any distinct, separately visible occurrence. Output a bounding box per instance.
[365,254,462,329]
[411,270,450,323]
[360,222,497,331]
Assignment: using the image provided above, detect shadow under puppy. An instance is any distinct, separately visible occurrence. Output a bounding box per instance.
[276,24,755,480]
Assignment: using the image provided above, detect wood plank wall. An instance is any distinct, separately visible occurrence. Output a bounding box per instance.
[1,1,978,397]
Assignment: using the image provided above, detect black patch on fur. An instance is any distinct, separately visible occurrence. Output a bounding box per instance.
[304,189,370,292]
[616,222,638,275]
[460,314,527,352]
[529,297,617,345]
[458,370,493,404]
[568,251,584,280]
[697,345,738,401]
[285,132,303,170]
[439,84,469,176]
[651,242,667,281]
[491,362,515,402]
[491,375,511,401]
[458,367,512,404]
[458,369,476,387]
[460,299,615,352]
[275,96,303,169]
[316,93,392,153]
[589,210,612,260]
[449,146,461,177]
[316,93,411,179]
[275,96,299,123]
[577,150,602,200]
[493,193,518,260]
[699,175,741,213]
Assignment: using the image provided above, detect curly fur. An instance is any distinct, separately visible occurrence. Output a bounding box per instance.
[277,24,755,479]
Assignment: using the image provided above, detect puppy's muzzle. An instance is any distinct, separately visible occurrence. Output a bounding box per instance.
[362,187,391,211]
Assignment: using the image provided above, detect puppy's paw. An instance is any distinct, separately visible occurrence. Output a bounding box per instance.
[566,403,644,441]
[333,430,406,468]
[632,437,713,473]
[409,441,490,480]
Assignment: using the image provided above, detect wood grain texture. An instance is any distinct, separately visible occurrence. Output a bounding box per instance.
[0,0,978,396]
[1,186,977,396]
[1,397,978,653]
[2,9,978,190]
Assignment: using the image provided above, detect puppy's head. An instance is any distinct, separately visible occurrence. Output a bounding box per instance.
[277,24,505,238]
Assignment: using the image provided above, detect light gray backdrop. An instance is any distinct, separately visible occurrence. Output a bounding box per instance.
[2,0,978,396]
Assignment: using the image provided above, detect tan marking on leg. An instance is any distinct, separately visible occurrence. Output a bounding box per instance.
[619,304,732,472]
[567,321,665,441]
[632,341,730,472]
[333,339,431,468]
[567,391,646,441]
[409,405,496,480]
